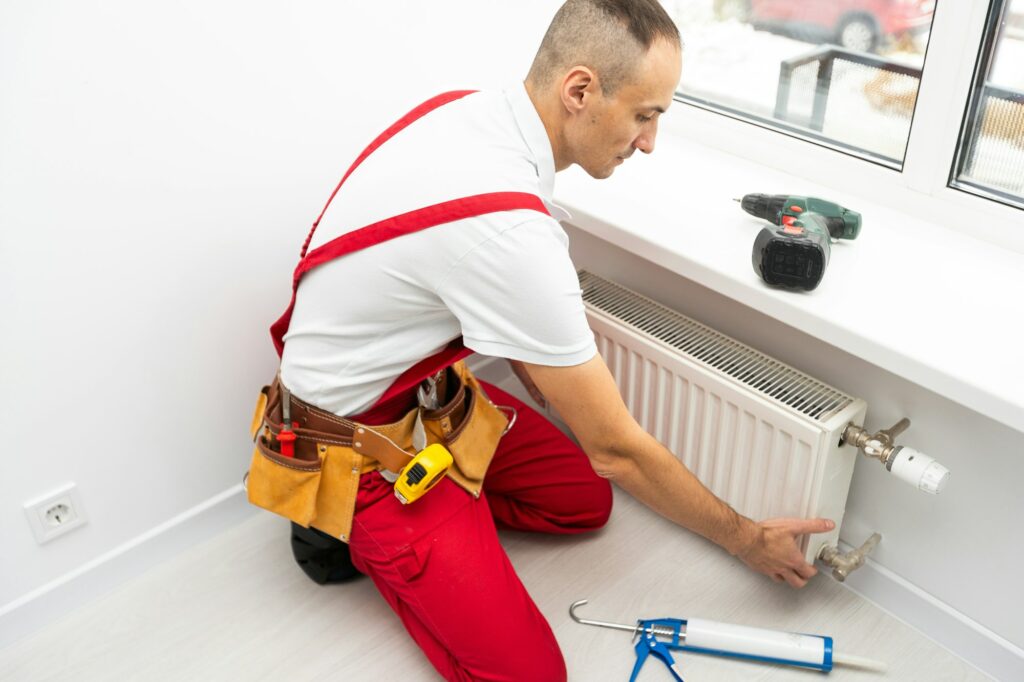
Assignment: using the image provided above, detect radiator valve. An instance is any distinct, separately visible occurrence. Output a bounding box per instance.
[842,418,949,494]
[819,533,881,582]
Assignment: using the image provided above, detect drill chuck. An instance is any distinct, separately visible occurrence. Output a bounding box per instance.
[740,193,788,222]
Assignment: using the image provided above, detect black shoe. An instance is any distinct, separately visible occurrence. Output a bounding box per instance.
[289,522,363,584]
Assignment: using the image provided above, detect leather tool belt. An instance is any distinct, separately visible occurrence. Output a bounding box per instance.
[245,361,510,542]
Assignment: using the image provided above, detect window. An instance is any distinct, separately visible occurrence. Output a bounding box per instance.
[663,0,936,167]
[951,0,1024,208]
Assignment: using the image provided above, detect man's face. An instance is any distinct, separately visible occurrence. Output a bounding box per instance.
[569,39,682,179]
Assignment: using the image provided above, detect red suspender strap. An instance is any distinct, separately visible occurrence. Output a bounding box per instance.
[270,90,552,424]
[272,89,476,355]
[299,192,550,276]
[270,189,550,356]
[299,90,477,260]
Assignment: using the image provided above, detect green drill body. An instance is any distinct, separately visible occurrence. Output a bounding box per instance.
[739,194,861,291]
[740,193,862,239]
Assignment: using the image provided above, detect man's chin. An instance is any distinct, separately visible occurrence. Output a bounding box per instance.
[583,164,616,180]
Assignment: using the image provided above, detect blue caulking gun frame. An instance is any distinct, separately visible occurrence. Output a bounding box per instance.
[569,600,887,680]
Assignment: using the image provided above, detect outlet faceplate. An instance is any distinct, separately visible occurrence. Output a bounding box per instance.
[24,483,88,544]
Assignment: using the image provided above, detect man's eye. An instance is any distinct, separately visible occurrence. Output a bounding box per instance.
[637,114,653,123]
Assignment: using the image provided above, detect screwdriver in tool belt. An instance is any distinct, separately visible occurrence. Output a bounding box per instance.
[278,383,297,458]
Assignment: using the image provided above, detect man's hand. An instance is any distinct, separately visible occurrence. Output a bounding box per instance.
[509,359,546,408]
[734,517,835,588]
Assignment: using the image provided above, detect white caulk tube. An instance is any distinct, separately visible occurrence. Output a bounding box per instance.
[681,620,887,672]
[683,619,832,670]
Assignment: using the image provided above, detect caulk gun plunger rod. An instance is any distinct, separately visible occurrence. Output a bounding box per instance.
[568,600,680,638]
[568,599,632,632]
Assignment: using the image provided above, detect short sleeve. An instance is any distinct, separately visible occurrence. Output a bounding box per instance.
[435,217,597,366]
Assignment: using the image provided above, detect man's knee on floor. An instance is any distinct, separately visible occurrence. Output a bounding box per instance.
[479,642,566,682]
[528,649,568,682]
[446,616,567,682]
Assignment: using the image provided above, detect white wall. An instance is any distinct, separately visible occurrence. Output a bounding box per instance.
[0,0,561,614]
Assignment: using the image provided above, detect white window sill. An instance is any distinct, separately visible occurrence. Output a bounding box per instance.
[553,133,1024,434]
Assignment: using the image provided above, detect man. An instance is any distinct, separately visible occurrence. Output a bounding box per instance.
[273,1,833,680]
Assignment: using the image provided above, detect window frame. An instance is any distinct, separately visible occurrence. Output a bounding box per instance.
[948,0,1024,211]
[660,0,1024,253]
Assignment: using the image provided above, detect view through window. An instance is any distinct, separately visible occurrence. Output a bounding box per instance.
[663,0,935,166]
[952,0,1024,206]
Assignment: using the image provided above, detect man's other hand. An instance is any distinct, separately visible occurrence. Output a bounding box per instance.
[735,517,835,588]
[509,359,546,407]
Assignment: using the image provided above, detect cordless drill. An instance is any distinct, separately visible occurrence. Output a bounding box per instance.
[738,194,861,291]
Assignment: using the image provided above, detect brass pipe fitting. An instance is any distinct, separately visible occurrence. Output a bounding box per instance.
[818,533,881,582]
[842,418,909,468]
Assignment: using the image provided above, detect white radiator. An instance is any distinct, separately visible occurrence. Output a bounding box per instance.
[577,271,867,562]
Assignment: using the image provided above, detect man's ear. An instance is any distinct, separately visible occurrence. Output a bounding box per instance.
[560,66,599,114]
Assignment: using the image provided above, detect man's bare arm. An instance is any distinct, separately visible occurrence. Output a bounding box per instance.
[522,354,833,588]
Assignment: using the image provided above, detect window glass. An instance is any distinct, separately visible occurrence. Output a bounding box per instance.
[663,0,935,166]
[952,0,1024,207]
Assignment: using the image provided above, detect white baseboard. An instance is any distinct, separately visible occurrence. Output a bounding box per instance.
[840,545,1022,681]
[0,484,257,651]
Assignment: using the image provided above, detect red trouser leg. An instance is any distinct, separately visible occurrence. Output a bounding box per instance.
[347,379,613,682]
[475,381,613,534]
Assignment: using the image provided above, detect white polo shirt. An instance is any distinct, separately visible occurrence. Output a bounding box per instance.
[280,84,597,416]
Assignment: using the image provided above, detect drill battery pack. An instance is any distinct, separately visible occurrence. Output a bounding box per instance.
[752,224,829,291]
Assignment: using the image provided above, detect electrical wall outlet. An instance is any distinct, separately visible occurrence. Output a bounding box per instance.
[24,483,88,544]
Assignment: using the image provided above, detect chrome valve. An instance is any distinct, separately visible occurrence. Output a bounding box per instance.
[842,418,949,494]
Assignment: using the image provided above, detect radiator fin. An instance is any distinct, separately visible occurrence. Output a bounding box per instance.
[579,271,854,422]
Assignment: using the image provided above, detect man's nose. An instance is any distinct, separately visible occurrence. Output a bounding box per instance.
[633,136,654,155]
[634,125,657,154]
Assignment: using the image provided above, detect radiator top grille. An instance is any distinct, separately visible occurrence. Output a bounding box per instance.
[578,271,855,422]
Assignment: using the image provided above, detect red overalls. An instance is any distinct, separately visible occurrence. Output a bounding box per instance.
[272,91,612,682]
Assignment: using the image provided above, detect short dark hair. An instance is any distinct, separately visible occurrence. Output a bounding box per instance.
[527,0,682,94]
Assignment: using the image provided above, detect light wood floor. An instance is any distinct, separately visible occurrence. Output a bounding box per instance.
[0,487,990,682]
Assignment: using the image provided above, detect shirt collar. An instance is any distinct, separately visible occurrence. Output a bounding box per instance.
[505,82,572,222]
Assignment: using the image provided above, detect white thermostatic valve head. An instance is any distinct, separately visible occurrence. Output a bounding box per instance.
[887,446,949,494]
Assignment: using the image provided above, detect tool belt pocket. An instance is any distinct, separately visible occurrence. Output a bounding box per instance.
[246,389,322,528]
[422,364,508,483]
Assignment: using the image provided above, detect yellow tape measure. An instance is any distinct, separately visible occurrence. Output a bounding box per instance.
[394,443,453,504]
